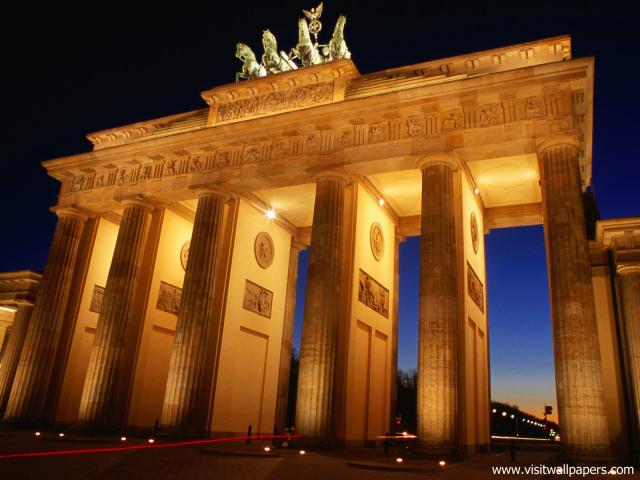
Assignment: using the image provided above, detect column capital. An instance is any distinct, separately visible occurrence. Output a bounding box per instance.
[417,154,458,171]
[617,264,640,276]
[196,188,232,202]
[118,196,156,212]
[312,170,352,185]
[50,205,90,221]
[536,135,581,159]
[188,183,234,202]
[290,238,307,252]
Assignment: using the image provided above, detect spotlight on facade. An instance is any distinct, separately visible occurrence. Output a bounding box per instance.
[299,450,306,455]
[264,446,271,452]
[396,457,403,463]
[378,198,385,207]
[266,209,276,220]
[438,460,447,467]
[120,436,127,442]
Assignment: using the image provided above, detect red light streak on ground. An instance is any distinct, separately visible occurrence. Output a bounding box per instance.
[0,434,302,459]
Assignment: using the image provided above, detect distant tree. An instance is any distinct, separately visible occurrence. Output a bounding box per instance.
[396,368,417,432]
[286,347,299,428]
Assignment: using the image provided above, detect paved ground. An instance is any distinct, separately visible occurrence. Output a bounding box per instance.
[0,432,637,479]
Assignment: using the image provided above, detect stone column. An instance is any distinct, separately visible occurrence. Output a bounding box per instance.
[274,242,302,433]
[78,199,153,429]
[0,327,11,365]
[618,265,640,438]
[539,140,610,458]
[0,305,33,417]
[3,208,86,425]
[161,191,226,434]
[417,160,459,454]
[296,173,348,441]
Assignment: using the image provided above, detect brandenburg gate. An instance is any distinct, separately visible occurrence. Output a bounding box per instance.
[0,9,638,462]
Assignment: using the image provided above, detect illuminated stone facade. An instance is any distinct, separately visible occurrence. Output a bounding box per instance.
[0,35,637,460]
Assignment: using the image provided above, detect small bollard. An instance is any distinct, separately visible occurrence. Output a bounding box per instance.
[384,433,389,455]
[153,419,159,434]
[272,427,277,446]
[246,425,253,445]
[510,439,516,463]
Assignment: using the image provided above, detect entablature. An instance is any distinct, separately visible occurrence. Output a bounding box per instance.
[44,55,593,214]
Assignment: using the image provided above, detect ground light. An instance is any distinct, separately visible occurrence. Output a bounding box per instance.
[58,433,65,438]
[120,437,127,442]
[396,457,403,463]
[148,439,155,444]
[0,434,302,460]
[299,450,306,455]
[263,446,271,452]
[438,460,447,467]
[34,432,41,437]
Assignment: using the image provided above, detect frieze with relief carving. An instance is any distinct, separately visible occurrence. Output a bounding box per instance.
[156,281,182,315]
[467,262,484,313]
[358,269,389,318]
[242,279,273,318]
[89,285,105,313]
[216,82,334,123]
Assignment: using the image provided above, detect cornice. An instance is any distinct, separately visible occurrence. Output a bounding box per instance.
[593,217,640,249]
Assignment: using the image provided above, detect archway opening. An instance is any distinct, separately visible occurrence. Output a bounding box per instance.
[486,225,558,438]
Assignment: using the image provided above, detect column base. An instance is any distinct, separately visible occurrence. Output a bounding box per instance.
[1,415,48,429]
[558,446,618,465]
[414,442,461,461]
[290,435,340,450]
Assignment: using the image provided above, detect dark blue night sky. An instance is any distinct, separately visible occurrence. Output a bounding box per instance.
[2,1,638,423]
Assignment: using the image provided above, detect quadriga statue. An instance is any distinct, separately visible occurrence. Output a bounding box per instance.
[234,4,352,82]
[235,43,267,82]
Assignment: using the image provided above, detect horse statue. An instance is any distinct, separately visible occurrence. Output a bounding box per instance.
[261,30,296,74]
[329,15,351,61]
[235,43,267,82]
[290,18,322,67]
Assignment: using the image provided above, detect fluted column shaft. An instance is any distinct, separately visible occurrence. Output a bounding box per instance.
[78,201,152,429]
[296,174,347,440]
[160,192,226,433]
[417,162,459,453]
[618,266,640,437]
[274,243,301,433]
[540,142,610,457]
[0,305,34,417]
[4,210,85,425]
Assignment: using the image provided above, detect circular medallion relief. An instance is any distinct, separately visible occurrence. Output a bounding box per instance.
[180,241,191,271]
[254,232,274,269]
[470,212,479,254]
[370,222,385,261]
